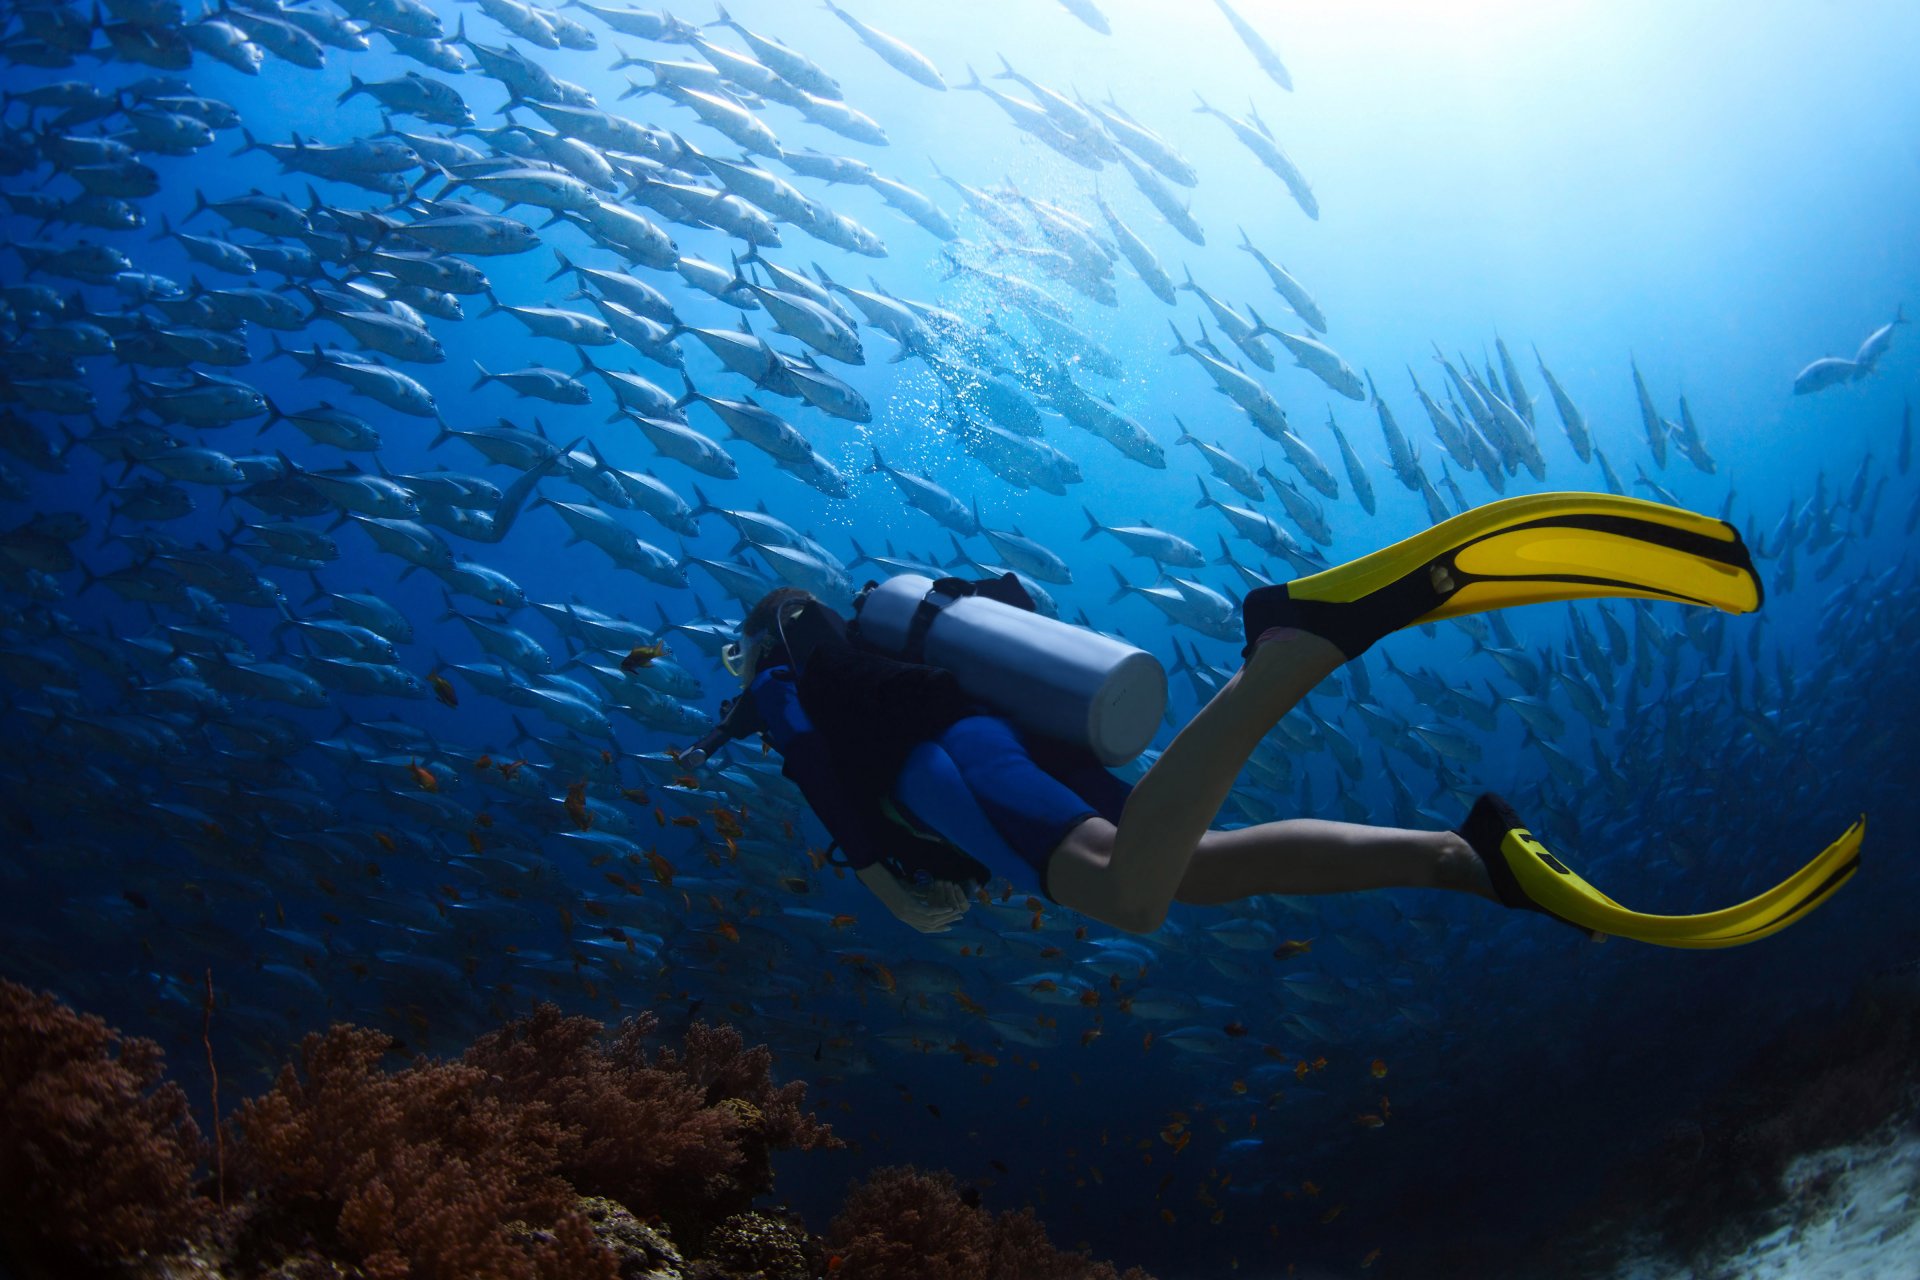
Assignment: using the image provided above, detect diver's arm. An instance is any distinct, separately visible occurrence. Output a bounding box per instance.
[680,691,764,769]
[854,862,972,933]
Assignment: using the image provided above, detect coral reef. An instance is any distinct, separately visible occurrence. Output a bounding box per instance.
[827,1165,1154,1280]
[0,981,1151,1280]
[230,1022,614,1280]
[460,1004,841,1250]
[0,978,212,1276]
[694,1210,818,1280]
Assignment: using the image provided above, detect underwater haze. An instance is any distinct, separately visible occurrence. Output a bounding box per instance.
[2,0,1918,1275]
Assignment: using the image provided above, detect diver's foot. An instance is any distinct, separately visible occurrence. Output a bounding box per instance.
[1456,793,1607,941]
[1240,584,1362,662]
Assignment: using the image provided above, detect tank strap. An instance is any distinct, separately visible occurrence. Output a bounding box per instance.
[900,584,960,665]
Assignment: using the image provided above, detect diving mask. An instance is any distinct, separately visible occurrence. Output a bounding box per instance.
[720,633,761,679]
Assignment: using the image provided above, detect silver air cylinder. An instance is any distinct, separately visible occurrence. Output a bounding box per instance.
[855,574,1166,766]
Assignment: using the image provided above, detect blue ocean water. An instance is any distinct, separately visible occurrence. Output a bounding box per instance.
[3,0,1918,1274]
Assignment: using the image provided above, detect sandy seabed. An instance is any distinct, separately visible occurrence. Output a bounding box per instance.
[1604,1127,1920,1280]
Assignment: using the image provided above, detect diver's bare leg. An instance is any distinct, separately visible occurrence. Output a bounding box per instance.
[1171,819,1496,904]
[1048,628,1347,931]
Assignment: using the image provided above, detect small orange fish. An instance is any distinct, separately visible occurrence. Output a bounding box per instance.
[620,641,668,672]
[429,672,458,707]
[406,759,437,792]
[715,921,739,943]
[497,759,525,781]
[1370,1058,1388,1079]
[473,754,492,771]
[1038,945,1062,959]
[829,913,857,930]
[670,814,701,829]
[1294,1061,1310,1081]
[1361,1248,1382,1269]
[1223,1021,1249,1037]
[475,812,493,828]
[1160,1208,1176,1226]
[646,850,675,886]
[1355,1113,1386,1129]
[1142,1031,1155,1052]
[621,786,649,804]
[712,809,743,839]
[1080,1028,1102,1047]
[563,780,593,831]
[1231,1079,1248,1095]
[1311,1055,1328,1072]
[374,831,396,852]
[1029,978,1058,994]
[466,831,484,854]
[1302,1180,1321,1197]
[1320,1204,1344,1225]
[1273,938,1314,960]
[1078,989,1100,1008]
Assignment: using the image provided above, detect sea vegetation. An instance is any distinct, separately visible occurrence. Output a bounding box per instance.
[0,978,1153,1280]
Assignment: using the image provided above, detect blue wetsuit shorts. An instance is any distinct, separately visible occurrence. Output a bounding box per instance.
[892,713,1135,900]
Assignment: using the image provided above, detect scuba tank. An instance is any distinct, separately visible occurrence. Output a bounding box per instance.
[852,573,1166,766]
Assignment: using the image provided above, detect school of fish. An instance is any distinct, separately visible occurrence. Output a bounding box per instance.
[1,0,1916,1269]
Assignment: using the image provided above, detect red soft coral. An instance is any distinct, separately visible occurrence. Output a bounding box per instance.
[463,1005,839,1245]
[0,978,212,1272]
[828,1165,1157,1280]
[826,1165,992,1280]
[232,1021,615,1280]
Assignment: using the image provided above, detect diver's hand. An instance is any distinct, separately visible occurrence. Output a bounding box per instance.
[855,864,971,933]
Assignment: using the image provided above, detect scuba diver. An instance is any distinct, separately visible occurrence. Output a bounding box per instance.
[681,492,1864,945]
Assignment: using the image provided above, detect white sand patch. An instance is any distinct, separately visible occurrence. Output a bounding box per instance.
[1606,1126,1920,1280]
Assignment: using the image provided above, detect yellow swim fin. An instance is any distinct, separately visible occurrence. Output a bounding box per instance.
[1242,491,1761,658]
[1460,793,1863,950]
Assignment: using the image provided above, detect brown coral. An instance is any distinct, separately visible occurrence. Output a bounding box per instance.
[826,1165,1155,1280]
[695,1209,816,1280]
[0,977,212,1274]
[230,1021,617,1280]
[462,1005,839,1248]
